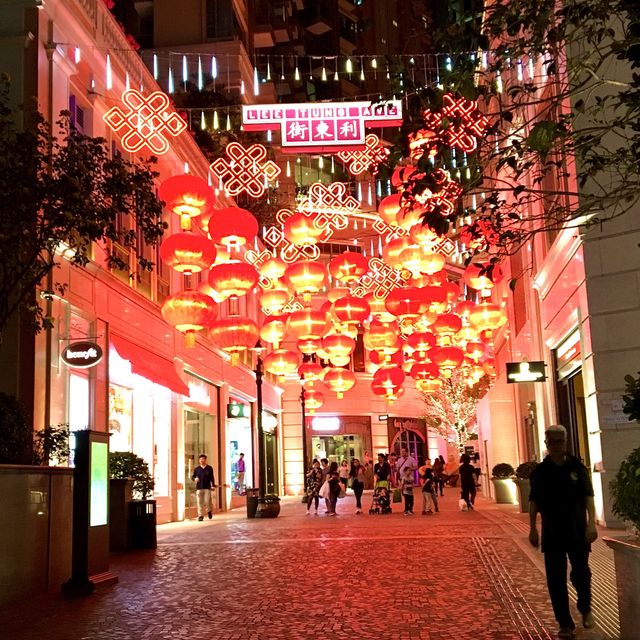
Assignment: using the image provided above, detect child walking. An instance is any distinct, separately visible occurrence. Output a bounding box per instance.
[421,467,439,515]
[401,466,415,515]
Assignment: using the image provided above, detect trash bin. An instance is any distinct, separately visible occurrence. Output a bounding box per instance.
[128,499,157,549]
[246,488,259,519]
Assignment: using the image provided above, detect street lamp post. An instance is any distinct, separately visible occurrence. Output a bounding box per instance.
[254,348,266,499]
[300,384,308,476]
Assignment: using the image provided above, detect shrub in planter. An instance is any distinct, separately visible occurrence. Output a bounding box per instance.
[515,461,538,480]
[0,393,33,464]
[610,446,640,536]
[109,451,154,499]
[492,463,516,479]
[32,424,70,466]
[514,461,538,513]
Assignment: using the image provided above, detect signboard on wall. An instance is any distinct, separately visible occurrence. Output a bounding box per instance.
[227,401,250,419]
[61,342,103,368]
[242,100,403,153]
[506,361,546,383]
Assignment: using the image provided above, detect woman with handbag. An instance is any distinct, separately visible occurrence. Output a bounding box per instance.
[349,458,366,514]
[305,459,323,515]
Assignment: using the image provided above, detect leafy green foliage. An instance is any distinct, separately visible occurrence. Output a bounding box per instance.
[610,446,640,531]
[0,77,165,336]
[492,463,516,479]
[32,424,71,466]
[109,451,154,499]
[515,460,539,479]
[0,392,33,464]
[622,371,640,422]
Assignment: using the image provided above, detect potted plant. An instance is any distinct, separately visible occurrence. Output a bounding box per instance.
[491,463,517,504]
[255,493,281,518]
[604,445,640,640]
[109,451,156,550]
[513,461,538,513]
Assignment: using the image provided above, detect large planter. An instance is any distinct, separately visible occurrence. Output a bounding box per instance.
[604,536,640,640]
[491,477,518,504]
[255,495,281,518]
[514,478,530,513]
[109,478,133,551]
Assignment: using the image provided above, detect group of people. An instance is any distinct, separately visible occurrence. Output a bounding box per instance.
[304,448,469,516]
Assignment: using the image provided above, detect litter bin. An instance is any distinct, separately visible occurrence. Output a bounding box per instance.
[128,499,157,549]
[246,488,259,519]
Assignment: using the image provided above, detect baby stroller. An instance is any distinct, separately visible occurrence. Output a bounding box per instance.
[369,481,392,515]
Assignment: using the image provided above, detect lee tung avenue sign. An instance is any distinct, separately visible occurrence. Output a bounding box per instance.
[61,342,104,369]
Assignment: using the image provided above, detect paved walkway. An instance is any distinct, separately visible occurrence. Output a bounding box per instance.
[0,490,621,640]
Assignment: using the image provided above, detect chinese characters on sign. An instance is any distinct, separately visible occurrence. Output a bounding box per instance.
[242,101,403,153]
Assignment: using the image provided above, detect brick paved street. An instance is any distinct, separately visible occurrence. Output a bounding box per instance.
[0,491,617,640]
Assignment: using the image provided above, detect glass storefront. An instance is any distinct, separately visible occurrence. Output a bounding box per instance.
[227,399,253,494]
[312,434,362,465]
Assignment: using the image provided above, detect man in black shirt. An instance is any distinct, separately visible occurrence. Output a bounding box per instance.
[529,425,597,639]
[192,454,216,521]
[374,453,391,485]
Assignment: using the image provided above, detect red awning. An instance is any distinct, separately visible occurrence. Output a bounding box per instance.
[110,334,189,396]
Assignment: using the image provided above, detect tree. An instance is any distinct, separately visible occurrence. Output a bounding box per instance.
[389,0,640,269]
[421,372,491,451]
[0,77,165,338]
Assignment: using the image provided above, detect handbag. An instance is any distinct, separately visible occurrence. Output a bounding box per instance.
[319,480,331,499]
[393,488,402,503]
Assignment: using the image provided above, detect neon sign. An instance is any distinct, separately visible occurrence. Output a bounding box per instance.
[337,134,389,176]
[103,89,187,154]
[242,101,403,153]
[209,142,281,198]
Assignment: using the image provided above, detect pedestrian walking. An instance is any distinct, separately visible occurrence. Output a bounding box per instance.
[459,454,477,510]
[400,466,415,515]
[419,467,439,514]
[191,454,215,521]
[326,461,341,516]
[339,459,349,492]
[235,452,246,495]
[396,446,417,487]
[349,458,366,514]
[432,455,446,496]
[305,459,323,515]
[320,457,330,513]
[529,424,597,639]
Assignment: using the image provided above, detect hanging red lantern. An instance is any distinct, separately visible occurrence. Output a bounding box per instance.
[364,320,401,357]
[465,341,486,361]
[258,255,287,282]
[456,300,476,318]
[371,365,405,398]
[333,294,371,326]
[208,262,258,300]
[407,331,436,358]
[304,388,325,414]
[483,358,496,377]
[364,293,396,323]
[328,251,370,284]
[469,302,506,333]
[260,316,288,348]
[159,232,217,275]
[322,333,356,363]
[410,361,440,381]
[258,288,290,314]
[159,174,214,231]
[283,212,323,246]
[416,378,443,394]
[391,165,421,189]
[382,235,411,269]
[409,223,439,246]
[208,206,258,250]
[209,316,259,365]
[283,261,327,302]
[298,361,324,387]
[323,367,357,399]
[420,285,448,314]
[385,287,423,320]
[377,193,403,227]
[297,337,322,355]
[432,313,463,338]
[369,349,404,371]
[463,263,503,292]
[264,348,299,380]
[161,289,217,347]
[442,281,460,304]
[430,346,465,376]
[287,308,329,341]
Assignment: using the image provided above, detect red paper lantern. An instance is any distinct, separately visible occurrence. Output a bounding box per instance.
[463,263,503,292]
[322,333,356,363]
[297,337,322,355]
[469,302,506,333]
[466,341,486,361]
[298,362,324,386]
[287,308,329,341]
[258,255,287,281]
[208,206,258,249]
[371,365,405,397]
[161,289,217,347]
[382,235,411,269]
[209,316,259,365]
[416,378,443,394]
[264,348,299,379]
[407,331,436,358]
[208,262,258,300]
[328,251,370,284]
[159,175,214,231]
[258,288,290,314]
[430,346,465,376]
[283,212,323,246]
[385,287,423,320]
[364,320,401,356]
[333,294,371,326]
[323,367,357,399]
[410,361,440,381]
[260,316,288,348]
[304,388,325,414]
[377,193,403,227]
[432,313,463,338]
[369,349,404,371]
[159,232,217,274]
[284,261,327,302]
[365,292,397,323]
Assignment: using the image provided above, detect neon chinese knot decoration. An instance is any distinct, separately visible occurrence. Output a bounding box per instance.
[298,182,360,217]
[337,134,389,176]
[414,169,463,217]
[422,94,489,153]
[103,89,187,154]
[351,257,409,300]
[209,142,281,198]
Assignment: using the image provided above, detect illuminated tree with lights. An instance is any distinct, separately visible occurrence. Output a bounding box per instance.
[421,371,491,452]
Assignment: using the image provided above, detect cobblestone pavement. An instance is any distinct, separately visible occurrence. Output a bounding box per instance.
[0,491,617,640]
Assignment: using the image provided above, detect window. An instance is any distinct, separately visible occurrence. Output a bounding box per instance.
[206,0,235,39]
[69,95,86,133]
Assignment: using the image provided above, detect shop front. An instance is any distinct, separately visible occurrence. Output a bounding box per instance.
[308,415,371,466]
[227,398,253,502]
[387,417,429,464]
[262,411,279,495]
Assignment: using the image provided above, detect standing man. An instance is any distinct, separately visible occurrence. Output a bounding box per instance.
[192,454,215,521]
[396,446,417,484]
[529,424,597,639]
[236,453,246,495]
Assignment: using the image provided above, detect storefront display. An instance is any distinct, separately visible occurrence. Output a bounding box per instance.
[309,415,370,466]
[227,399,253,494]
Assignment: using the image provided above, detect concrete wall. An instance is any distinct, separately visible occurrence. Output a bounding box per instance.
[0,466,73,606]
